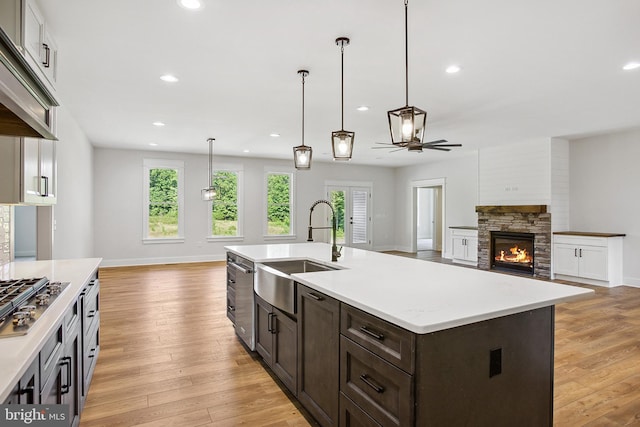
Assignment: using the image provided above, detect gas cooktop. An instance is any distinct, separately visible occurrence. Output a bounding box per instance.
[0,277,69,338]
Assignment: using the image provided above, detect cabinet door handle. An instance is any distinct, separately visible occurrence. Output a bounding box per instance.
[227,305,235,312]
[61,356,72,394]
[228,279,236,285]
[579,248,582,258]
[269,313,277,334]
[574,248,578,257]
[87,310,96,318]
[359,326,384,341]
[42,43,50,67]
[307,292,323,301]
[88,349,96,358]
[359,374,385,394]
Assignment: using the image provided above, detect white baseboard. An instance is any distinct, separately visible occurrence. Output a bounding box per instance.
[100,253,227,268]
[622,277,640,288]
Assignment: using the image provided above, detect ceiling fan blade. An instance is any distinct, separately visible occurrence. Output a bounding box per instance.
[374,142,394,146]
[424,139,448,144]
[371,146,394,149]
[423,146,451,151]
[423,143,462,148]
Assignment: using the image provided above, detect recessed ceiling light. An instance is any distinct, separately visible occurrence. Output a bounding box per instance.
[149,143,158,146]
[160,74,179,83]
[177,0,202,10]
[446,65,461,74]
[152,121,165,127]
[356,106,369,111]
[269,133,280,137]
[622,62,640,71]
[243,149,250,153]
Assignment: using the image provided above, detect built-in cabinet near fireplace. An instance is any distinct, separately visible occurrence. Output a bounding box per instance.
[491,232,534,275]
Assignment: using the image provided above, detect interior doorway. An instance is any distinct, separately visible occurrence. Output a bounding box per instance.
[412,179,445,255]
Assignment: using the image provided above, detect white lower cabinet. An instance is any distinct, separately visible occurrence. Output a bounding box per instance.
[451,228,478,266]
[553,233,624,287]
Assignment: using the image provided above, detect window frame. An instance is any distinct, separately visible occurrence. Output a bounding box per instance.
[207,163,244,242]
[263,167,296,240]
[142,158,185,244]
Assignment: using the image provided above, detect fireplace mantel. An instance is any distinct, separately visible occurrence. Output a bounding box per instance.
[475,205,547,214]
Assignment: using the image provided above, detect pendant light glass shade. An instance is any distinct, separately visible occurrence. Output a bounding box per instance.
[201,138,217,201]
[332,37,354,161]
[293,70,312,169]
[387,0,428,147]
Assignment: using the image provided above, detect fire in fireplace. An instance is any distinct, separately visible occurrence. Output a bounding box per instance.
[491,231,534,275]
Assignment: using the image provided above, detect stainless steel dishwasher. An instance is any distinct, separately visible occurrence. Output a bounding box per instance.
[227,253,255,350]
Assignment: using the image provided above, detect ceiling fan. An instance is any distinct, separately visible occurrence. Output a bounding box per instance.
[372,139,462,153]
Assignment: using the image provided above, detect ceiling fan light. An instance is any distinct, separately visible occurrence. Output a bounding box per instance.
[293,144,312,169]
[387,105,427,146]
[331,130,354,161]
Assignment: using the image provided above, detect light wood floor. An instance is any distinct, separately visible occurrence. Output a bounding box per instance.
[79,260,640,426]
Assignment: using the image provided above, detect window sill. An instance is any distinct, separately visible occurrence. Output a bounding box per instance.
[143,238,185,244]
[207,236,244,243]
[263,234,297,241]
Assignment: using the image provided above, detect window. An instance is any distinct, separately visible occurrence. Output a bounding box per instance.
[265,171,294,237]
[209,168,243,239]
[143,159,184,242]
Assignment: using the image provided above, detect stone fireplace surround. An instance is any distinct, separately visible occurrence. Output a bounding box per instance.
[476,205,551,279]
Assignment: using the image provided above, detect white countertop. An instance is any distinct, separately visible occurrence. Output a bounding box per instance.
[0,258,102,402]
[225,243,593,334]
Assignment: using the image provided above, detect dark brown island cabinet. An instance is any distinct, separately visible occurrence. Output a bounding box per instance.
[226,264,555,426]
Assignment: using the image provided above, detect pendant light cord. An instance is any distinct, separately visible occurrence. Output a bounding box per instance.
[207,138,214,186]
[341,43,345,130]
[301,72,306,147]
[404,0,409,106]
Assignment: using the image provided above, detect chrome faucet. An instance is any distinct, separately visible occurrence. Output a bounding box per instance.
[307,199,342,262]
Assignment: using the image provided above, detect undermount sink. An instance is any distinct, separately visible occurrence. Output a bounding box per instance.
[262,259,337,275]
[255,259,338,315]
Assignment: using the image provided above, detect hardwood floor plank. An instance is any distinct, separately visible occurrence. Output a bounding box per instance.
[80,259,640,427]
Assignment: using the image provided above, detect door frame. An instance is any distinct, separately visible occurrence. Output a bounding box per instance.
[411,178,446,254]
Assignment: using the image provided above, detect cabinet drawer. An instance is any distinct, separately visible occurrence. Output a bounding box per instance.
[341,304,415,373]
[40,322,63,387]
[83,279,100,336]
[554,235,606,247]
[226,266,237,290]
[340,336,413,427]
[226,285,236,323]
[83,319,100,392]
[64,297,80,334]
[340,393,382,427]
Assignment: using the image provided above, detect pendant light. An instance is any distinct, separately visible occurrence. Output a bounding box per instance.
[332,37,354,161]
[201,137,216,201]
[387,0,427,147]
[293,70,312,169]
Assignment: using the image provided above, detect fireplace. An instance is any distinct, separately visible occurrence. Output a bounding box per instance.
[476,205,551,279]
[491,231,534,275]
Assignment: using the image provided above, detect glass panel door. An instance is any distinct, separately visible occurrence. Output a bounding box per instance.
[327,186,371,250]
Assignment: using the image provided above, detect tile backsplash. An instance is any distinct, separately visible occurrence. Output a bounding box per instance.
[0,206,11,266]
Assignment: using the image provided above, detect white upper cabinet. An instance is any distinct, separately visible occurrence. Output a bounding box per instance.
[22,0,58,90]
[0,136,57,205]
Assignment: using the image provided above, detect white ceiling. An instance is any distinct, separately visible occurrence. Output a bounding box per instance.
[39,0,640,167]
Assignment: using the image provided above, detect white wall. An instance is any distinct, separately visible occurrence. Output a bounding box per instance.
[52,106,94,259]
[569,128,640,287]
[550,138,570,232]
[417,188,434,239]
[93,147,396,266]
[478,138,552,206]
[394,153,479,256]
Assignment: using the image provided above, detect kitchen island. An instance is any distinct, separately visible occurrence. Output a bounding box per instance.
[0,258,102,421]
[225,243,592,426]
